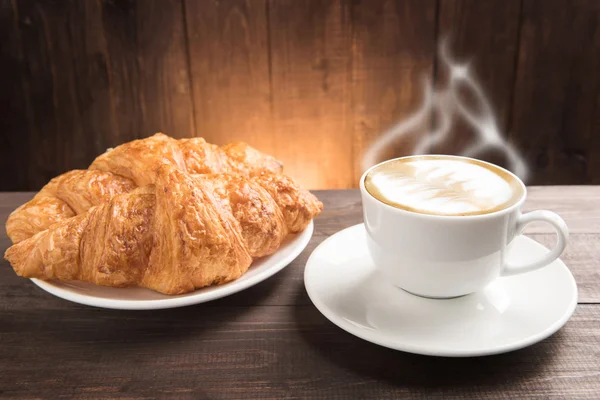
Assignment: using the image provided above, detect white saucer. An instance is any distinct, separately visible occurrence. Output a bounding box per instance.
[304,223,577,357]
[32,221,313,310]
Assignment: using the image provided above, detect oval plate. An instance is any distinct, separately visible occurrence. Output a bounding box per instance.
[32,221,313,310]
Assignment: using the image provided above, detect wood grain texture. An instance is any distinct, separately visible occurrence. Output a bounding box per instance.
[2,0,600,191]
[589,72,600,184]
[351,0,437,181]
[510,0,600,185]
[184,0,272,148]
[12,0,116,189]
[0,299,599,399]
[100,0,195,141]
[432,0,522,168]
[522,186,600,234]
[268,0,353,190]
[0,0,29,191]
[0,188,599,398]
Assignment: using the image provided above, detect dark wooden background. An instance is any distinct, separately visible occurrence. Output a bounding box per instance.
[1,0,600,190]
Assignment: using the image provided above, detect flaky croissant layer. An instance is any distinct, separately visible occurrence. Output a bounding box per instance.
[5,166,322,295]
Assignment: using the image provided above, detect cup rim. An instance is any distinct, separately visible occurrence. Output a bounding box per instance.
[359,154,527,220]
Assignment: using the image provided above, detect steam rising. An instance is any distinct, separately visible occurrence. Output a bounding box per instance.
[362,40,529,182]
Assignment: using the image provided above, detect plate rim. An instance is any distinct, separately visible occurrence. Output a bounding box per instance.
[32,220,314,310]
[304,223,578,357]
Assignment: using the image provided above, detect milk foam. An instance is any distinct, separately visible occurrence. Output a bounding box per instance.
[365,158,519,215]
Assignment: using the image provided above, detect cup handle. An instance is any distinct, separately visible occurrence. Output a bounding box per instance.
[501,210,569,277]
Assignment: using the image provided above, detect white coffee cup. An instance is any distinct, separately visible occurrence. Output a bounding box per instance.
[360,155,569,298]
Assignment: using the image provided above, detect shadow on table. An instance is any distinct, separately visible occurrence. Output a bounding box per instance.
[293,283,560,390]
[2,268,285,347]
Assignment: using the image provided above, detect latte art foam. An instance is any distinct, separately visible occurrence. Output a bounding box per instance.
[364,156,523,216]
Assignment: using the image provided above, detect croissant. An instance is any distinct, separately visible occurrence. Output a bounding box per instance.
[6,133,283,244]
[4,166,322,295]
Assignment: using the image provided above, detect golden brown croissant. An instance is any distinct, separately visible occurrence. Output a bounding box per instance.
[5,170,136,244]
[89,133,283,186]
[5,166,322,295]
[6,133,283,244]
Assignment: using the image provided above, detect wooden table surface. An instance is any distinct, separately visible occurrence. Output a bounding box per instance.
[1,187,599,399]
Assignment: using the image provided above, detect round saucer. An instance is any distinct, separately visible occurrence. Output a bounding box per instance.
[32,222,313,310]
[304,223,577,357]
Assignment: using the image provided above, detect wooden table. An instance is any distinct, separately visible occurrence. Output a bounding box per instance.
[1,187,599,399]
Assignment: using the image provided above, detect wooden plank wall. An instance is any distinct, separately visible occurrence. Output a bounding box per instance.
[1,0,599,190]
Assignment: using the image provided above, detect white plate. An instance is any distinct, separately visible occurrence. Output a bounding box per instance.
[32,221,313,310]
[304,223,578,357]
